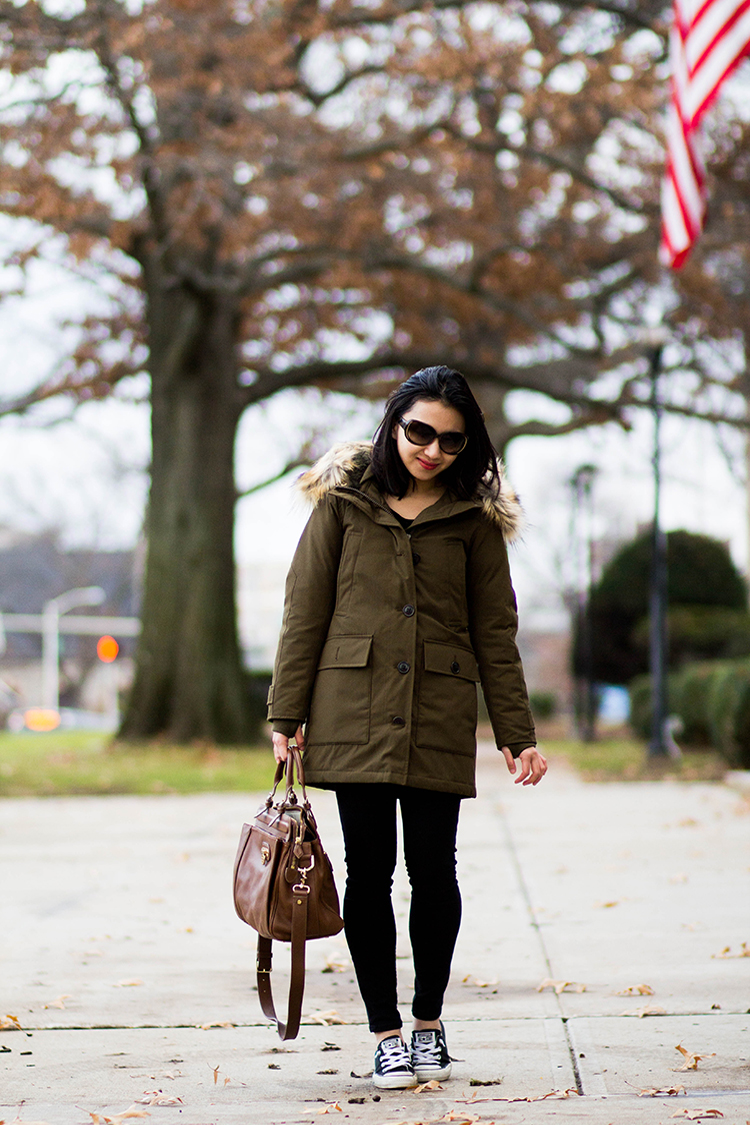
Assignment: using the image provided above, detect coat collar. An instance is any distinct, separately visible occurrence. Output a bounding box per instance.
[295,442,524,542]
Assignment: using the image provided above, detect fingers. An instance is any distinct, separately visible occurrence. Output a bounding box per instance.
[295,724,306,752]
[514,747,548,786]
[271,732,289,764]
[500,745,517,774]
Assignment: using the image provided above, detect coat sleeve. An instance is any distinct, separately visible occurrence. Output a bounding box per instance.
[466,517,536,757]
[267,496,344,730]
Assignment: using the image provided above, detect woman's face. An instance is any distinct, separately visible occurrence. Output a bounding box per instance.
[393,398,466,485]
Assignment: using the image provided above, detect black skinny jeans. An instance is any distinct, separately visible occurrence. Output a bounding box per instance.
[335,784,462,1034]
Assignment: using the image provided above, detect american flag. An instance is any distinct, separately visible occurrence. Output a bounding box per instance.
[660,0,750,268]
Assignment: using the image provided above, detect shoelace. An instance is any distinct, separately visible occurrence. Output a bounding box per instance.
[378,1038,412,1072]
[411,1030,441,1065]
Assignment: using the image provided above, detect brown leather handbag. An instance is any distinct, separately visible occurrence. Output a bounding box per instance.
[233,746,344,1040]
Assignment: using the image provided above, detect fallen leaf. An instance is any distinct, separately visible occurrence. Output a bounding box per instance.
[43,995,71,1010]
[638,1085,686,1097]
[212,1065,220,1085]
[615,984,655,996]
[87,1109,151,1125]
[537,978,586,994]
[414,1080,443,1093]
[597,900,620,908]
[307,1010,347,1025]
[677,818,699,827]
[321,1043,341,1051]
[0,1015,21,1030]
[461,1088,578,1103]
[224,1076,230,1087]
[199,1021,234,1029]
[134,1093,183,1106]
[669,873,689,883]
[621,1005,668,1017]
[671,1111,724,1120]
[712,942,750,959]
[322,953,350,974]
[301,1104,342,1114]
[113,979,143,988]
[675,1043,716,1071]
[438,1113,481,1123]
[462,975,499,988]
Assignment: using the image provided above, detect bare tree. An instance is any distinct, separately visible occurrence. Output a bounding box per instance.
[1,0,748,740]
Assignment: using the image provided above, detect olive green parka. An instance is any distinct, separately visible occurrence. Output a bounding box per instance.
[267,443,535,798]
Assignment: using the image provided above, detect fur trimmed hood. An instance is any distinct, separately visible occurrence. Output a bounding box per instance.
[296,441,524,542]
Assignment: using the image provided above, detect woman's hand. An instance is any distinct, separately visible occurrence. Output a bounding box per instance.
[500,745,547,785]
[272,725,306,765]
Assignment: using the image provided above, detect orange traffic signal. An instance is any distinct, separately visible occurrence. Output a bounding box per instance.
[97,635,119,663]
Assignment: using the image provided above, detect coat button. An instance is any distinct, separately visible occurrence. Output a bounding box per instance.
[397,661,410,674]
[451,661,460,674]
[402,604,415,617]
[392,715,406,727]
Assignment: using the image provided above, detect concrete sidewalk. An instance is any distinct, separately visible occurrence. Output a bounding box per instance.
[1,744,749,1124]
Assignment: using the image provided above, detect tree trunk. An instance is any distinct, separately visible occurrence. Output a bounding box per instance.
[120,265,254,743]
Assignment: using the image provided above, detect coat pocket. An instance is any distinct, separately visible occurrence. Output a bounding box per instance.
[307,634,373,745]
[416,640,479,755]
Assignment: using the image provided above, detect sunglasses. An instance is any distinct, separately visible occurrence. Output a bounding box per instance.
[398,417,468,456]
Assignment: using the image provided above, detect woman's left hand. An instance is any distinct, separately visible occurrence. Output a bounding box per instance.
[500,745,548,786]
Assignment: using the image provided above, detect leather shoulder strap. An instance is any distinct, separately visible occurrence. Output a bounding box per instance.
[255,884,309,1040]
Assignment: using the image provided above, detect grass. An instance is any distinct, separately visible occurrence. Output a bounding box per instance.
[547,734,729,783]
[0,730,278,797]
[0,728,732,797]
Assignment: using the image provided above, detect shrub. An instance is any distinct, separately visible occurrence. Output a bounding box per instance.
[629,660,750,767]
[706,662,750,769]
[580,530,747,685]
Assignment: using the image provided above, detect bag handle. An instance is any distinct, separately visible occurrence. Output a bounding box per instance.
[266,743,308,809]
[283,744,310,807]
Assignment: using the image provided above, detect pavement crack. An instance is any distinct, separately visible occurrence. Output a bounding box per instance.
[498,801,584,1096]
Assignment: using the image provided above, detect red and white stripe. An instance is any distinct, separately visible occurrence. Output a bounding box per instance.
[660,0,750,269]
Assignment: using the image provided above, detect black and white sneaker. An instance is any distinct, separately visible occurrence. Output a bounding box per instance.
[373,1035,418,1089]
[410,1022,452,1082]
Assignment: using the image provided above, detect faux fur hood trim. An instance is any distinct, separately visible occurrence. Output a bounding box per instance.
[296,441,524,542]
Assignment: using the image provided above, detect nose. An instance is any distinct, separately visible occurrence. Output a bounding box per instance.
[423,438,441,459]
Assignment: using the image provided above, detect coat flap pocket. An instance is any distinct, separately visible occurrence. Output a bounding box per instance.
[423,641,479,682]
[317,634,373,670]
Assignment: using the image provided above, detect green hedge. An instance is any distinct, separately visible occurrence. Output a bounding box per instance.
[629,660,750,768]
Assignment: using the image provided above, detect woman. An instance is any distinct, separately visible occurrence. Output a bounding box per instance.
[269,366,546,1089]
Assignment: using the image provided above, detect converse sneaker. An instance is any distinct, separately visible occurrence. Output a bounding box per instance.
[373,1034,418,1089]
[410,1022,452,1082]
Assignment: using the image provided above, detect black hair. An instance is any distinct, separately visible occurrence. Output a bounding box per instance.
[370,366,500,501]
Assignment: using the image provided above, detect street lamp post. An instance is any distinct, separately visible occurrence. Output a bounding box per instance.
[571,464,597,742]
[42,587,106,711]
